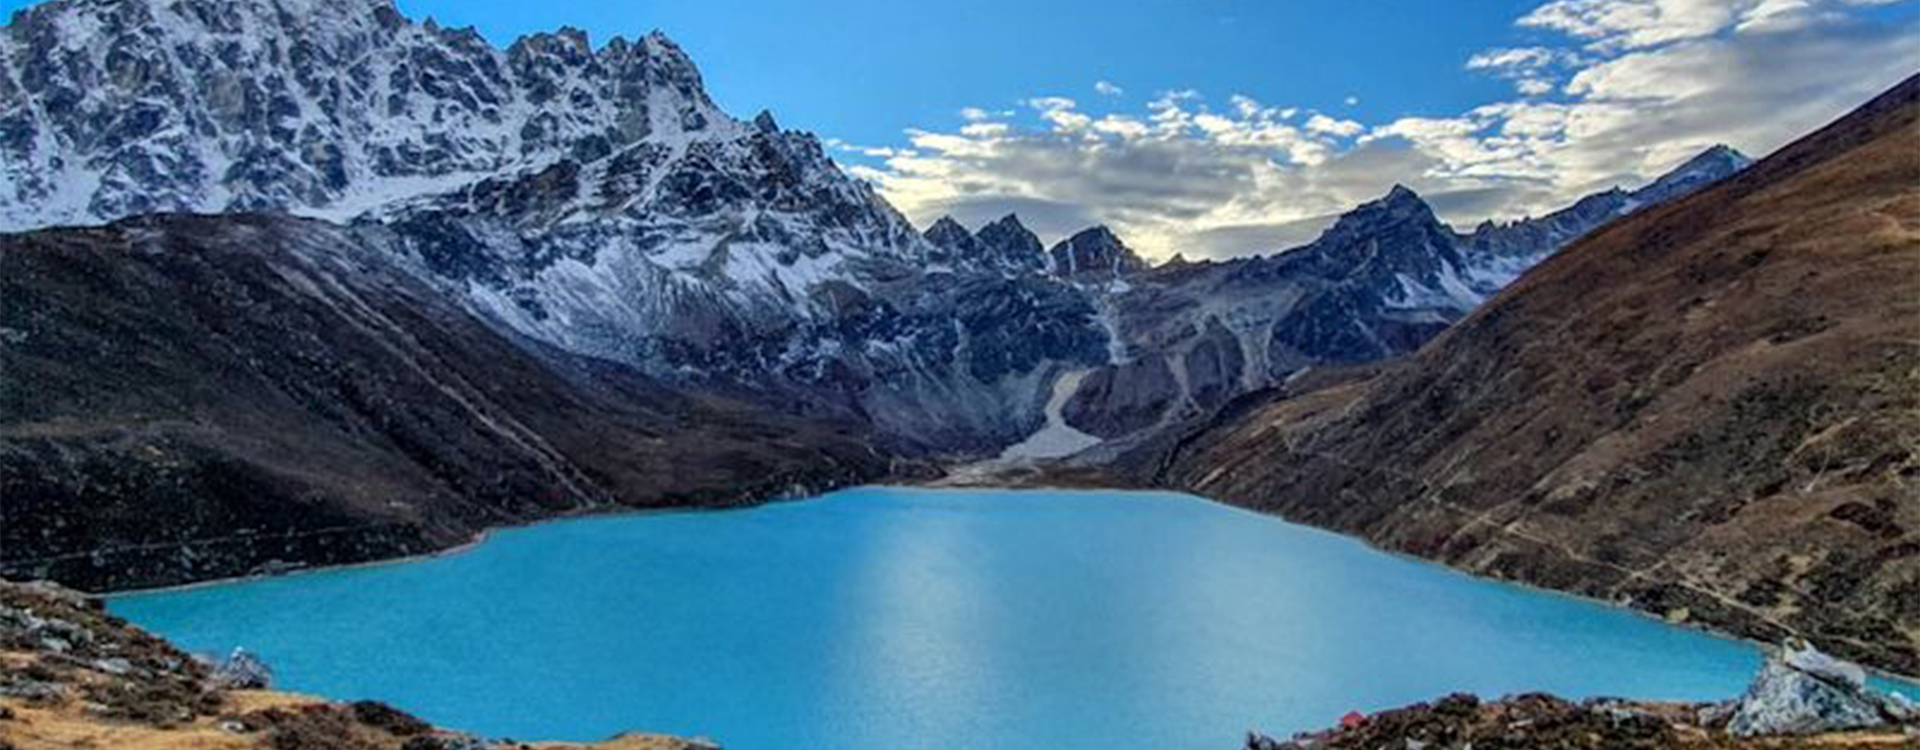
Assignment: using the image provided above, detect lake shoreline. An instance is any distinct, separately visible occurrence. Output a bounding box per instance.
[97,479,1920,688]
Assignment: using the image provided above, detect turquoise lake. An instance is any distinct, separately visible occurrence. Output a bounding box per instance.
[113,487,1856,748]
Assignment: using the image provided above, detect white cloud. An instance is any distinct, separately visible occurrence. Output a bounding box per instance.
[1467,46,1564,70]
[1466,46,1585,95]
[1515,78,1556,96]
[1519,0,1751,49]
[1094,80,1125,97]
[857,0,1918,260]
[1344,95,1361,106]
[1305,114,1365,138]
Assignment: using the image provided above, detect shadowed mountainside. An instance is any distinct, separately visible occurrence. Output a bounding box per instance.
[0,214,903,592]
[1163,74,1920,675]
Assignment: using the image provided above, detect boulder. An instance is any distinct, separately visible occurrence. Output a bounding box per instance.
[1725,640,1896,736]
[210,647,273,690]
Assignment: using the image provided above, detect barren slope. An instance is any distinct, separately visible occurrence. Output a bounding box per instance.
[0,214,897,592]
[1166,75,1920,675]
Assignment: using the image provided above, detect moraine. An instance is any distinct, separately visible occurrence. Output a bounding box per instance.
[105,486,1887,750]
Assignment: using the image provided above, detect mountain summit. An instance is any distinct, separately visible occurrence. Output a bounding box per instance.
[0,0,739,228]
[1167,75,1919,675]
[1049,225,1149,283]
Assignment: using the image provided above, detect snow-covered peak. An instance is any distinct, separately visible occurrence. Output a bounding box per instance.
[1635,144,1753,205]
[0,0,744,230]
[1457,143,1753,293]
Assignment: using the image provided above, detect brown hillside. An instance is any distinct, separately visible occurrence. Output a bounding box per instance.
[0,215,897,592]
[1165,74,1920,675]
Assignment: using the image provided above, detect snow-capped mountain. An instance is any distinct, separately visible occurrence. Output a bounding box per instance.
[0,0,1753,456]
[1458,145,1753,291]
[0,0,1107,448]
[0,0,744,228]
[1051,150,1752,448]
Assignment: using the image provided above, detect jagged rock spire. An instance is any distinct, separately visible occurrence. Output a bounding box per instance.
[1048,225,1148,280]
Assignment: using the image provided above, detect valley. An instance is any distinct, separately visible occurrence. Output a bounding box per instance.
[0,0,1915,747]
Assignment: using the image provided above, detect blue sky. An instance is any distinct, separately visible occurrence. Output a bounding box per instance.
[4,0,1915,257]
[367,0,1544,153]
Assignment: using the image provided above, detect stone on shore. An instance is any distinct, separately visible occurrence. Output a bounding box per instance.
[1726,639,1904,737]
[210,647,275,690]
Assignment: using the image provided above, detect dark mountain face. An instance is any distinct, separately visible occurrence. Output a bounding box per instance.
[1162,76,1920,675]
[974,214,1050,273]
[0,214,902,591]
[1284,185,1467,287]
[1263,184,1477,362]
[923,216,982,264]
[923,213,1051,276]
[1048,225,1148,284]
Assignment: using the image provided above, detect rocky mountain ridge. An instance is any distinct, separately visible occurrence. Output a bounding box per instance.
[0,0,1112,449]
[0,0,1752,457]
[0,0,743,227]
[1162,74,1920,675]
[1030,148,1749,452]
[1459,144,1755,292]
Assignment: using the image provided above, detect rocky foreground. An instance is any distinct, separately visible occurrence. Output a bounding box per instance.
[0,579,714,750]
[1247,641,1916,749]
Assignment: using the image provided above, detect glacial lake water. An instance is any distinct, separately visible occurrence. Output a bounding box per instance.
[111,487,1889,749]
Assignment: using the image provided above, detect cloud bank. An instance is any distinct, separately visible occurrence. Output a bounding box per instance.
[849,0,1918,259]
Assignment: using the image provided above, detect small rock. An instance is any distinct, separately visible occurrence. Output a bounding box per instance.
[0,680,61,702]
[209,647,272,690]
[92,656,132,675]
[351,700,433,736]
[400,734,494,750]
[1882,691,1916,721]
[1696,700,1736,726]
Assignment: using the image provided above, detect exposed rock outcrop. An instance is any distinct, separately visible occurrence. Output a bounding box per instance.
[1724,641,1911,736]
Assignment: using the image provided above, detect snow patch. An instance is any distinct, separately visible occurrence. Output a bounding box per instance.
[998,369,1101,460]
